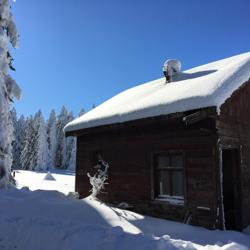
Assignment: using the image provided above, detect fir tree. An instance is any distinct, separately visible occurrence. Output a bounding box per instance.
[13,107,83,171]
[62,111,75,169]
[11,107,18,169]
[47,109,57,170]
[55,106,68,169]
[13,114,27,169]
[78,108,85,117]
[20,116,34,170]
[67,108,85,170]
[32,110,48,171]
[0,0,20,187]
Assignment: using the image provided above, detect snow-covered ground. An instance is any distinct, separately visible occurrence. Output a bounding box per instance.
[0,170,249,250]
[15,170,75,195]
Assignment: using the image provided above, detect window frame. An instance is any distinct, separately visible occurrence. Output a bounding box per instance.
[152,151,186,203]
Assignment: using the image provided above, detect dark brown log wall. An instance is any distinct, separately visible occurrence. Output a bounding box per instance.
[75,116,219,229]
[217,79,250,229]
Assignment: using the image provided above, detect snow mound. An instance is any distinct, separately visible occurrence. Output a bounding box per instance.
[44,172,56,181]
[65,52,250,133]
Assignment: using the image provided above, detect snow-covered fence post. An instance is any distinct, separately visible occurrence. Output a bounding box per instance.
[87,156,109,197]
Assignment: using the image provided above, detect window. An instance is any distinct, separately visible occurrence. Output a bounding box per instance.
[154,153,184,200]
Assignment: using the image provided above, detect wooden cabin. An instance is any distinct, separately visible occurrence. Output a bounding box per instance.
[65,52,250,231]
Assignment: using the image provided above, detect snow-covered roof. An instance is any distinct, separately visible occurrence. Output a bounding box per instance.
[65,52,250,133]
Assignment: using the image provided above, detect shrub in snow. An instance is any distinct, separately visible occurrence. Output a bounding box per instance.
[87,156,109,197]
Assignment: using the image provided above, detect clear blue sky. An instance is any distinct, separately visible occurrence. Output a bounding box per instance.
[11,0,250,118]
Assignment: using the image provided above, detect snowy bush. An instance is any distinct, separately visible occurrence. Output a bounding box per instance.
[87,157,109,197]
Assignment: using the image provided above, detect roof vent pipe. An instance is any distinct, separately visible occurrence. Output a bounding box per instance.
[163,59,181,83]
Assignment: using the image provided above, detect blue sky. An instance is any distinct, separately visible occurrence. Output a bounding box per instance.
[11,0,250,118]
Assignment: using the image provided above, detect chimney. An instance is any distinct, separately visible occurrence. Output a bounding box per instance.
[163,59,181,83]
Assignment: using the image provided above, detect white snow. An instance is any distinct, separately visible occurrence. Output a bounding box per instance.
[15,170,75,195]
[65,52,250,133]
[0,170,248,249]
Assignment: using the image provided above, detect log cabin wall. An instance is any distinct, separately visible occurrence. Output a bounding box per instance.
[217,79,250,229]
[75,114,219,229]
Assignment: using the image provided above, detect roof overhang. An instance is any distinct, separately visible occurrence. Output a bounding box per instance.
[65,106,217,137]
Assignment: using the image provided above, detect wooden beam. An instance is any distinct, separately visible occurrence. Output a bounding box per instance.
[183,108,217,125]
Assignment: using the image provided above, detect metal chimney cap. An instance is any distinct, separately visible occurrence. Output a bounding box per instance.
[163,59,181,83]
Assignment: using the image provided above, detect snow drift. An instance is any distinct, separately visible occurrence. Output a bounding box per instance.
[1,170,249,250]
[0,187,249,250]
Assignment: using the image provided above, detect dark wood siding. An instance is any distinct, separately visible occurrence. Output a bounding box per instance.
[75,115,219,229]
[217,79,250,229]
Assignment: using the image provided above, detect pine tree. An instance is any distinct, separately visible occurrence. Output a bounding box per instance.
[0,0,20,187]
[13,114,27,169]
[78,108,85,117]
[13,107,84,171]
[12,108,27,170]
[20,116,34,170]
[68,144,76,171]
[67,108,85,171]
[32,110,48,171]
[62,111,75,169]
[55,107,76,169]
[55,106,68,169]
[47,109,57,170]
[11,107,18,169]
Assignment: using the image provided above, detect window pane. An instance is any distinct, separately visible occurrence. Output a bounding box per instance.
[171,155,183,168]
[172,171,184,197]
[158,170,170,196]
[158,156,170,168]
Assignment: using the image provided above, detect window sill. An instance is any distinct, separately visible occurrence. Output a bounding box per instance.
[153,197,185,206]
